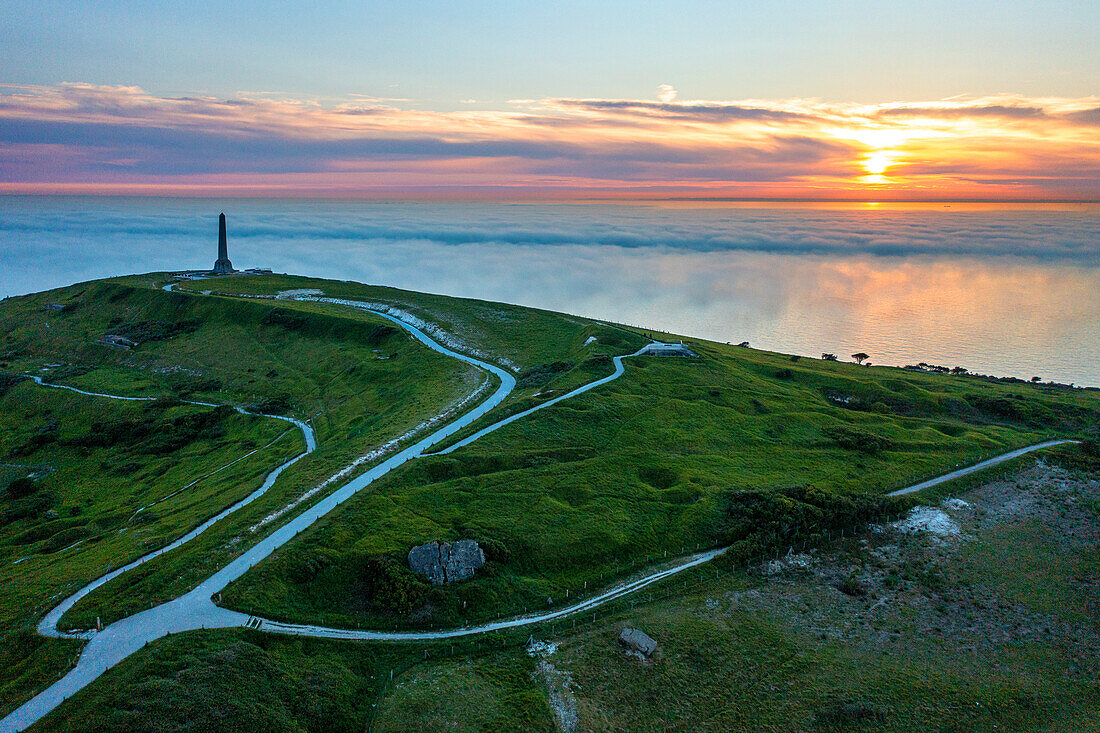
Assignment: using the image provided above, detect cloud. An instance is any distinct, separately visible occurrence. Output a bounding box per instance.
[0,84,1098,199]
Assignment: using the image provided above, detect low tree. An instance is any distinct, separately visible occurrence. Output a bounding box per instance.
[951,366,968,375]
[821,353,838,362]
[1031,376,1042,383]
[851,352,869,365]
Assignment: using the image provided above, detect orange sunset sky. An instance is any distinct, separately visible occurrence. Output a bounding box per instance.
[2,1,1098,200]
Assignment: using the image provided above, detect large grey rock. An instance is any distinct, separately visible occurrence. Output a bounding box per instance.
[407,539,485,585]
[618,627,658,656]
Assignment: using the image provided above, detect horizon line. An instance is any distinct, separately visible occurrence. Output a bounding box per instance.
[2,190,1098,205]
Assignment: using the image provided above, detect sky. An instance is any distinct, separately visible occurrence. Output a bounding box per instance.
[1,0,1098,199]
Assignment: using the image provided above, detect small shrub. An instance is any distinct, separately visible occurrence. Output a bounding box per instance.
[4,477,37,499]
[639,465,679,490]
[517,361,574,389]
[825,426,893,455]
[0,372,27,397]
[108,319,199,344]
[247,394,293,415]
[814,699,884,725]
[355,555,429,615]
[836,574,866,597]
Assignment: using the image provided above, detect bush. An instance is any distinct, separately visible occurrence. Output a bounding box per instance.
[1,490,55,526]
[0,372,27,397]
[247,394,294,415]
[836,574,866,597]
[639,465,679,490]
[4,477,37,499]
[355,555,430,615]
[718,484,898,549]
[517,361,574,389]
[163,373,223,397]
[107,319,199,344]
[825,426,893,455]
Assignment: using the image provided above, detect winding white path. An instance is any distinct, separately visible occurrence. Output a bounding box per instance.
[435,344,648,454]
[1,302,517,732]
[0,294,1080,732]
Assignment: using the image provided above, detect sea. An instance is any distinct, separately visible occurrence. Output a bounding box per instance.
[2,196,1098,386]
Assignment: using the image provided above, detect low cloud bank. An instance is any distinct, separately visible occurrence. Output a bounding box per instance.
[3,200,1097,264]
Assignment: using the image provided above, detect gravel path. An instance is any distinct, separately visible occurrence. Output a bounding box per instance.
[886,440,1077,496]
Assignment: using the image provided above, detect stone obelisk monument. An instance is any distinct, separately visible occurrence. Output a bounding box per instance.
[212,213,235,274]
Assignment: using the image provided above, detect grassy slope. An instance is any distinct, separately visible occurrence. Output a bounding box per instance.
[164,272,645,373]
[37,446,1100,733]
[0,278,476,714]
[370,448,1100,733]
[3,273,1098,728]
[0,382,291,629]
[0,381,291,719]
[221,284,1099,631]
[34,630,412,733]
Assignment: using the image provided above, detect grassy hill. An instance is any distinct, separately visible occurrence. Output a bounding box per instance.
[197,276,1100,632]
[0,277,481,714]
[1,272,1097,729]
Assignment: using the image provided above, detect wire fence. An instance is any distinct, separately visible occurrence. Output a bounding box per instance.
[358,504,921,706]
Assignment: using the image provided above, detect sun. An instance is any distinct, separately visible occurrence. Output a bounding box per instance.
[862,150,895,175]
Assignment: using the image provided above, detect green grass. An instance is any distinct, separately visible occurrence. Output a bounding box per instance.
[162,272,645,372]
[3,273,1099,729]
[223,324,1097,631]
[0,381,292,628]
[375,652,552,732]
[365,456,1100,732]
[34,630,413,733]
[0,277,486,714]
[0,380,292,716]
[0,279,479,630]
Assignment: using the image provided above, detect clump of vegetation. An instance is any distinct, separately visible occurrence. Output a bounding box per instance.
[1,478,56,527]
[717,485,900,559]
[106,319,199,344]
[814,698,885,725]
[517,361,574,389]
[3,478,37,500]
[246,394,294,415]
[355,555,431,616]
[825,426,893,455]
[66,405,235,455]
[0,373,27,397]
[161,372,223,397]
[836,574,867,597]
